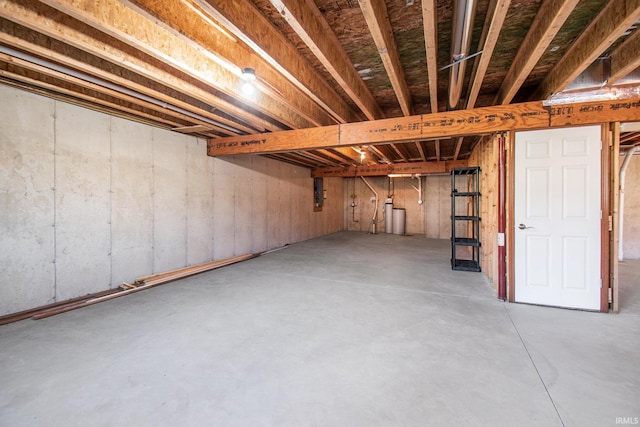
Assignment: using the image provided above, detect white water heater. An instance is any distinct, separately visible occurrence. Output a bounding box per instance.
[385,198,393,233]
[392,208,406,235]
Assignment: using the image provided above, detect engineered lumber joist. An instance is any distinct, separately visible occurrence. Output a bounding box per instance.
[208,97,640,156]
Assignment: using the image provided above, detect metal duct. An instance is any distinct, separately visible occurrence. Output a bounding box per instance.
[448,0,478,110]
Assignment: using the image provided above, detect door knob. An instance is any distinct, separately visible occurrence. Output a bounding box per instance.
[518,223,534,230]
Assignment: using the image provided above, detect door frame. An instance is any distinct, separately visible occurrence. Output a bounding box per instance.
[506,125,611,312]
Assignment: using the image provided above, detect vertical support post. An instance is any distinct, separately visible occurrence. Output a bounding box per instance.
[497,134,507,301]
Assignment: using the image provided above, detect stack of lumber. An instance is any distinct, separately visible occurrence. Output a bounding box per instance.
[0,253,258,324]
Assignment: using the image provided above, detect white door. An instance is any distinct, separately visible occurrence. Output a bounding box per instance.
[514,126,601,310]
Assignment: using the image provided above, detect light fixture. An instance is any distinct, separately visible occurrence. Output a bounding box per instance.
[360,149,366,162]
[240,67,256,97]
[241,67,256,81]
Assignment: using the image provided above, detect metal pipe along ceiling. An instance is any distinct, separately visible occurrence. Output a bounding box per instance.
[448,0,478,110]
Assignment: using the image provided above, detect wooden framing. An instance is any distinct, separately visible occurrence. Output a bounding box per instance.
[39,0,313,130]
[533,0,640,99]
[359,0,413,116]
[608,28,640,86]
[506,131,516,302]
[495,0,579,105]
[422,0,438,114]
[310,160,468,178]
[191,0,360,124]
[601,125,611,312]
[270,0,383,120]
[208,97,640,156]
[611,123,621,312]
[0,0,274,133]
[465,0,511,109]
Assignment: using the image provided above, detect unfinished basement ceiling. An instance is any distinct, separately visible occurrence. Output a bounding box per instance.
[1,0,639,168]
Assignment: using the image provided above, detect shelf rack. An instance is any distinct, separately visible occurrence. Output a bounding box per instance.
[451,167,481,272]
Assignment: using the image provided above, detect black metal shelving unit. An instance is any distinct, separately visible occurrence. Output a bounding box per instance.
[451,167,481,272]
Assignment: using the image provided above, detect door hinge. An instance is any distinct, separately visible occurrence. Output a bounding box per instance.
[608,215,613,232]
[600,278,603,289]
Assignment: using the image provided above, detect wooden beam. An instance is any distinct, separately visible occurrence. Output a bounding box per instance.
[608,28,640,86]
[0,0,272,132]
[271,0,384,120]
[191,0,360,124]
[533,0,640,100]
[495,0,579,105]
[434,140,441,161]
[359,0,413,116]
[123,0,337,128]
[39,0,313,130]
[311,160,469,178]
[466,0,511,108]
[422,0,439,113]
[208,97,640,156]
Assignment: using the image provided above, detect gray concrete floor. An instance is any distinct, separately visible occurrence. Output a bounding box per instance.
[1,231,639,427]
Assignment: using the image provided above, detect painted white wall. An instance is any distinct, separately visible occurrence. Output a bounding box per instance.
[0,85,343,316]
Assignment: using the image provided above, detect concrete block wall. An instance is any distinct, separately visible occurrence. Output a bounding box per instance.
[0,85,343,316]
[343,175,450,237]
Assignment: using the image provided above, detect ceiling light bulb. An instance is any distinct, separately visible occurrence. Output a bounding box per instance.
[360,151,366,161]
[242,67,256,81]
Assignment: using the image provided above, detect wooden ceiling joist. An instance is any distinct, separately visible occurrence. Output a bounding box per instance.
[608,28,640,86]
[191,0,360,124]
[465,0,511,109]
[0,0,270,133]
[0,21,238,136]
[208,97,640,156]
[495,0,579,105]
[124,0,337,128]
[39,0,313,130]
[270,0,384,120]
[533,0,640,100]
[422,0,439,114]
[359,0,413,116]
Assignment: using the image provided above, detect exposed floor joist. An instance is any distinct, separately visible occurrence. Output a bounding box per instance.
[269,0,384,120]
[359,0,413,116]
[495,0,579,105]
[608,28,640,86]
[533,0,640,99]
